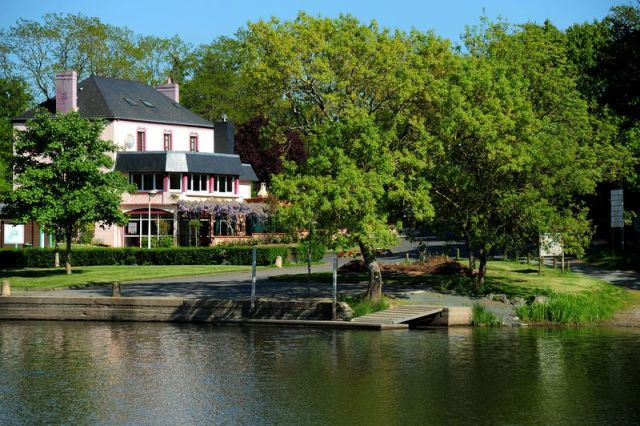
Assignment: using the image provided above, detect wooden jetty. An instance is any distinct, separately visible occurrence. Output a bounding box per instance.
[351,305,445,327]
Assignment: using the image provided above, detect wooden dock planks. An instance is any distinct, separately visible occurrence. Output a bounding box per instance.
[351,305,444,324]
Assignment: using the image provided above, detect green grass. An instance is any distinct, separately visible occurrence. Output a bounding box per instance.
[339,295,390,317]
[0,265,252,290]
[472,303,503,327]
[516,290,625,325]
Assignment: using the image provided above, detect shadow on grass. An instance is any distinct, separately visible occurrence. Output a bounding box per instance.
[514,268,540,274]
[1,268,90,279]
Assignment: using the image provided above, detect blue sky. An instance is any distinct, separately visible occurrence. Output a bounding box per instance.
[1,0,625,46]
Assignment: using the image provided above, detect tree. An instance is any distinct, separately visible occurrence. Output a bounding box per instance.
[6,111,131,274]
[234,115,306,184]
[426,20,606,286]
[0,76,32,198]
[0,13,192,100]
[240,14,448,301]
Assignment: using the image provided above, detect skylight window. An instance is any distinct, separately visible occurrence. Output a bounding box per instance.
[172,102,183,109]
[123,97,138,106]
[140,99,155,108]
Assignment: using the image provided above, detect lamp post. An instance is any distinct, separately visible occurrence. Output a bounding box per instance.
[148,189,158,249]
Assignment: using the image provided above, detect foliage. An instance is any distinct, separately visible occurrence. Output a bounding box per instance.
[472,304,503,326]
[252,14,447,301]
[0,13,193,99]
[234,115,307,183]
[0,76,32,198]
[516,289,625,325]
[177,200,268,220]
[339,295,390,318]
[427,20,608,286]
[0,245,295,268]
[141,236,175,248]
[5,111,132,273]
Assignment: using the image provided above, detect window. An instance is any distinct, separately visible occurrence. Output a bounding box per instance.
[190,135,198,152]
[163,133,172,151]
[187,174,208,192]
[130,173,164,191]
[169,173,181,191]
[215,176,234,193]
[136,131,145,151]
[140,99,155,108]
[123,97,138,106]
[124,213,174,247]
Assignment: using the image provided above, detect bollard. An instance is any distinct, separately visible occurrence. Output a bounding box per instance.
[112,282,121,297]
[1,280,10,297]
[275,256,283,268]
[405,252,410,263]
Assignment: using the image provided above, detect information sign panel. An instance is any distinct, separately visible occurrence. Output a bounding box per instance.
[4,224,25,245]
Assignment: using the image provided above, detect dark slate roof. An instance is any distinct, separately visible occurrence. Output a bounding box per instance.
[240,164,259,181]
[114,152,257,178]
[13,76,213,128]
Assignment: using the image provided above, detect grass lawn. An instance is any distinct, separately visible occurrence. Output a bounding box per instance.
[1,265,252,290]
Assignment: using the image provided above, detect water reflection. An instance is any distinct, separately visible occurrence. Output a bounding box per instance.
[1,322,639,425]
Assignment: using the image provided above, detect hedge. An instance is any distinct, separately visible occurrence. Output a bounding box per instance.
[0,244,324,269]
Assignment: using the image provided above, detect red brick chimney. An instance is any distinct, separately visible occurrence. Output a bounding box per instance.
[55,71,78,113]
[156,78,179,103]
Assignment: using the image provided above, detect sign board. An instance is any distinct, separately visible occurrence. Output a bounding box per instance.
[4,224,25,245]
[611,189,624,228]
[540,233,562,257]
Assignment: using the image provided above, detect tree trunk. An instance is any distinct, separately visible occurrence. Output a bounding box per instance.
[468,249,476,272]
[477,251,488,288]
[360,242,383,302]
[64,226,72,275]
[53,237,60,268]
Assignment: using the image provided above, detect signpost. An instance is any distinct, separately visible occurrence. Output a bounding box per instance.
[610,189,624,250]
[539,233,564,274]
[4,224,24,248]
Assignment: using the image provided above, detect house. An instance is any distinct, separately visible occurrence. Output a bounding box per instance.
[12,71,262,247]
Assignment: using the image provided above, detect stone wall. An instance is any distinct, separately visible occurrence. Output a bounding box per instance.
[0,296,353,323]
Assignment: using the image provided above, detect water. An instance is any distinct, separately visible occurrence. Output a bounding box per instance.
[1,322,639,425]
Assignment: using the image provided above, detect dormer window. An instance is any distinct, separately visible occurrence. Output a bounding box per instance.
[140,99,155,108]
[163,132,172,151]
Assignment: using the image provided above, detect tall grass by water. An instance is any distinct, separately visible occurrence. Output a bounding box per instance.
[339,295,390,317]
[472,304,503,326]
[516,290,625,325]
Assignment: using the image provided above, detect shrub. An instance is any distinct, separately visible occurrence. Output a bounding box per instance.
[472,304,503,326]
[0,245,296,268]
[339,295,389,317]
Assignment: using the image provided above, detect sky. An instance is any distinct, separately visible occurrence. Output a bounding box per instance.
[0,0,627,47]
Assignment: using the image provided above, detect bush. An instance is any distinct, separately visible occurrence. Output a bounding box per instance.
[0,245,295,268]
[472,304,503,326]
[339,295,389,317]
[516,291,624,325]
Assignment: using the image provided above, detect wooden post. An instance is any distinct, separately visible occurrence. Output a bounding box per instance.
[567,260,571,272]
[553,257,556,269]
[538,256,542,276]
[1,280,10,297]
[527,254,531,265]
[561,251,565,274]
[456,248,460,261]
[112,282,121,297]
[405,252,409,263]
[251,246,257,312]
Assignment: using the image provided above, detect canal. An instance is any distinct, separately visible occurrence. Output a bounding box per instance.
[1,321,639,425]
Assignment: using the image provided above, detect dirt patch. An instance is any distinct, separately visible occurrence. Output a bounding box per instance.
[338,256,471,276]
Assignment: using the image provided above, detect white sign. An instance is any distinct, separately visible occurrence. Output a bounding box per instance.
[611,189,624,228]
[4,224,25,245]
[540,233,562,257]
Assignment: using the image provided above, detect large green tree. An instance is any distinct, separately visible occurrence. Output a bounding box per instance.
[426,20,609,285]
[0,76,32,198]
[256,14,450,301]
[7,111,131,273]
[0,13,193,99]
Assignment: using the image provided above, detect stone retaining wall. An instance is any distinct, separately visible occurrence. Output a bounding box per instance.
[0,296,353,323]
